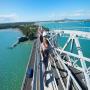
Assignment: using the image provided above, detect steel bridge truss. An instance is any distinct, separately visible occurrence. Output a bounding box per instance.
[47,30,90,90]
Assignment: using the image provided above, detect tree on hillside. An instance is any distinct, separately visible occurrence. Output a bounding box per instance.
[19,24,38,40]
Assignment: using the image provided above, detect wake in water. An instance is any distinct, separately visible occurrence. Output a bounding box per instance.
[8,36,29,49]
[8,41,20,49]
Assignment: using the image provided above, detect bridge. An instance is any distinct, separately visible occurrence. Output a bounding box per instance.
[21,29,90,90]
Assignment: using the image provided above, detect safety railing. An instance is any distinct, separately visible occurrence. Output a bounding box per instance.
[32,38,44,90]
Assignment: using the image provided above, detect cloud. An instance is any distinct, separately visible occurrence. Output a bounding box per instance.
[48,10,90,20]
[66,10,90,19]
[0,13,19,23]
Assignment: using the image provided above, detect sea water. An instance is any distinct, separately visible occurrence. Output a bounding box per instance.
[41,21,90,32]
[0,28,32,90]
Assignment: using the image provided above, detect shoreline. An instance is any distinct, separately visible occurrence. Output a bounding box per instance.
[0,28,22,33]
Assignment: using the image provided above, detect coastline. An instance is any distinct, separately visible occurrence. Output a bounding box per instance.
[0,28,23,33]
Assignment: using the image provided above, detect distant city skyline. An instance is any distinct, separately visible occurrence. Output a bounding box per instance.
[0,0,90,23]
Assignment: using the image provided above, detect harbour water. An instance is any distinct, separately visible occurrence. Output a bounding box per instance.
[0,28,32,90]
[41,21,90,32]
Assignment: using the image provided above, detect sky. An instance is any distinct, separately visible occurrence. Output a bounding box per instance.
[0,0,90,23]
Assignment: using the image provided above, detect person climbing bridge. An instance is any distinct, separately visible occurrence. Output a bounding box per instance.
[40,33,50,86]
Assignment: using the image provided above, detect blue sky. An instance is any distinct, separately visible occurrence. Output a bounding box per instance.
[0,0,90,23]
